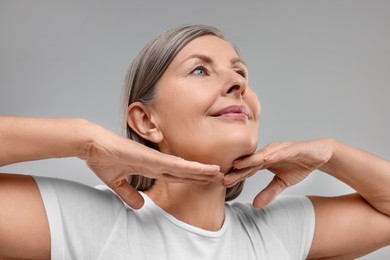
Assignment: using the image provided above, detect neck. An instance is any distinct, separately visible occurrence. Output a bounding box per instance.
[145,181,227,231]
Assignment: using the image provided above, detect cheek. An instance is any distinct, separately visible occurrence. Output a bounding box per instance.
[157,88,214,127]
[246,89,261,120]
[153,97,206,143]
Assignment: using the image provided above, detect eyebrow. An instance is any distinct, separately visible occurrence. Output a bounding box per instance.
[185,54,247,67]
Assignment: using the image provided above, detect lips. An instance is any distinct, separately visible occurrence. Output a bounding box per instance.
[211,105,250,119]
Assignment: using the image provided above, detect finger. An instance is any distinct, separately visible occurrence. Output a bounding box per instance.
[142,152,223,181]
[263,141,304,165]
[157,154,221,176]
[252,176,289,208]
[223,168,250,186]
[161,173,218,185]
[155,169,224,183]
[110,179,144,209]
[223,167,258,187]
[234,142,291,169]
[233,154,266,170]
[170,161,221,176]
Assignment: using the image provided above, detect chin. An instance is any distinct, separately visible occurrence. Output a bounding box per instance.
[230,140,258,160]
[227,130,258,154]
[163,130,258,167]
[202,135,258,169]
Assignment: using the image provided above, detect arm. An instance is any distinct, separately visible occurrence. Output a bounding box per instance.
[309,139,390,259]
[0,116,222,207]
[0,174,50,259]
[0,116,92,165]
[0,116,221,258]
[0,117,93,259]
[319,139,390,216]
[0,117,99,259]
[226,138,390,259]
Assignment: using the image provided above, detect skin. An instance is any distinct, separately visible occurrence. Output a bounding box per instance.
[149,36,260,169]
[128,35,260,230]
[129,36,390,257]
[1,35,390,259]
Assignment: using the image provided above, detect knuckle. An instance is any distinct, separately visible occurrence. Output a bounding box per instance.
[274,176,290,189]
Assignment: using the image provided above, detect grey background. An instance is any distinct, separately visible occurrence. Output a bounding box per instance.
[1,1,389,259]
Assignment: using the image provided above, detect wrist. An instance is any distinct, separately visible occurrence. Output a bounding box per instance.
[318,138,338,173]
[72,118,100,160]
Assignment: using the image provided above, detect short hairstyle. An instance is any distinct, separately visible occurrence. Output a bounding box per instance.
[122,24,245,201]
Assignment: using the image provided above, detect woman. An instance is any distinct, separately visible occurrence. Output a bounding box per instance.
[1,24,389,259]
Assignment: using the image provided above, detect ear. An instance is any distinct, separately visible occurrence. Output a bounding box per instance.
[127,102,163,143]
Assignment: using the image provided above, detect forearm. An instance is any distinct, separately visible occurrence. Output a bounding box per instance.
[0,116,95,166]
[320,139,390,215]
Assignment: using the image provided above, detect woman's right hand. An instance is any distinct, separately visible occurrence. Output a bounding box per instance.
[0,117,222,209]
[80,124,223,209]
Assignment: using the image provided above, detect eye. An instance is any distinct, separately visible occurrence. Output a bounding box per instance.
[235,68,247,78]
[191,65,208,76]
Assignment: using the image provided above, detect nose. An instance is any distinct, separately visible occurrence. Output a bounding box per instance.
[223,71,247,97]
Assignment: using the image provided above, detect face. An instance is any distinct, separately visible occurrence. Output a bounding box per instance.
[150,35,261,170]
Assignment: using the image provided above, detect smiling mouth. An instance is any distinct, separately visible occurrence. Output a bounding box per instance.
[211,105,250,119]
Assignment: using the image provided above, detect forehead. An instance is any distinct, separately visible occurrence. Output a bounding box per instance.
[172,35,240,64]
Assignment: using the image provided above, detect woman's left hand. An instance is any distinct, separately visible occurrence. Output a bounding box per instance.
[223,139,333,208]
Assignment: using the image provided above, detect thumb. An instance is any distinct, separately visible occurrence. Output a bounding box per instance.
[252,176,288,208]
[111,180,145,209]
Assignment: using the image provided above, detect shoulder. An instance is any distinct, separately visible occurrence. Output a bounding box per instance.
[33,176,124,212]
[228,195,313,222]
[33,176,130,258]
[227,195,314,237]
[227,196,315,259]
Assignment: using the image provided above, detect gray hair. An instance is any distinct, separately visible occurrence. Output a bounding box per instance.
[122,24,244,201]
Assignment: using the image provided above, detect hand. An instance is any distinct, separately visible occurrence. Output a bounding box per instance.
[223,139,333,208]
[81,126,222,209]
